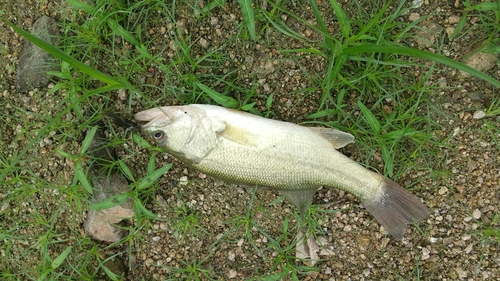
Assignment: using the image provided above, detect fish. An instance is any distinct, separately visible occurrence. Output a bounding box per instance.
[135,104,430,240]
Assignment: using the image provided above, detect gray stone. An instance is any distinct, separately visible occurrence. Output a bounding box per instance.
[415,21,445,48]
[460,48,497,78]
[16,16,60,92]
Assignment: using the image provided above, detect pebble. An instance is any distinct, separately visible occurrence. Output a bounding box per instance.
[411,0,424,8]
[465,243,473,254]
[415,21,444,48]
[409,13,420,22]
[179,176,188,185]
[210,17,219,26]
[228,251,235,261]
[448,15,460,24]
[199,37,210,49]
[363,268,370,277]
[438,186,448,195]
[455,267,467,278]
[472,209,481,219]
[227,269,237,279]
[472,110,486,119]
[422,247,431,260]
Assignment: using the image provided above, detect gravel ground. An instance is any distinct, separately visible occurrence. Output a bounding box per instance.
[0,1,499,280]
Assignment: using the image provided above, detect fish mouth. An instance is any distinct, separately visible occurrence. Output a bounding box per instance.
[134,108,170,128]
[103,112,141,131]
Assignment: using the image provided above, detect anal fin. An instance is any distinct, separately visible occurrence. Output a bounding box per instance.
[279,189,318,216]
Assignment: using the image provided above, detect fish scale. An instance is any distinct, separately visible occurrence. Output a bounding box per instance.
[135,104,430,240]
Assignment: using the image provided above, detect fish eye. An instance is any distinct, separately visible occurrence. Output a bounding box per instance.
[152,130,165,141]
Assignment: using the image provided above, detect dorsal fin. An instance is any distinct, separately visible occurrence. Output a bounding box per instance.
[307,127,354,149]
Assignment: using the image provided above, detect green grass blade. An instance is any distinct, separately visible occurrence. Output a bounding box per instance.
[75,162,93,194]
[133,134,156,150]
[134,197,158,219]
[310,0,336,51]
[107,18,142,47]
[449,13,468,40]
[357,101,381,135]
[0,18,123,87]
[342,44,500,87]
[137,164,172,190]
[262,12,307,41]
[147,153,156,174]
[89,193,131,210]
[80,126,98,154]
[328,0,351,39]
[66,0,94,14]
[350,0,392,43]
[118,160,135,182]
[51,246,72,269]
[196,82,239,108]
[465,1,500,12]
[238,0,256,41]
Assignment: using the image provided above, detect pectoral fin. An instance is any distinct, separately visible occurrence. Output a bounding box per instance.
[279,189,318,216]
[216,122,258,146]
[307,127,354,149]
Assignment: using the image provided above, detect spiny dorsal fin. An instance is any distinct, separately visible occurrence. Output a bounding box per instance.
[307,127,354,149]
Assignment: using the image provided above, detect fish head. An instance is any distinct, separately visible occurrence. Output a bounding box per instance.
[134,106,217,163]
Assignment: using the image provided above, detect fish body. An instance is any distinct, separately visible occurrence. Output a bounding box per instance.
[135,104,429,240]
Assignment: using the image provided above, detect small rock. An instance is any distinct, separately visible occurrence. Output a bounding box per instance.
[0,202,9,212]
[227,269,237,279]
[415,21,445,48]
[472,209,481,219]
[228,251,235,261]
[237,238,244,247]
[460,48,497,78]
[16,16,61,92]
[473,110,486,119]
[179,176,188,185]
[465,243,474,254]
[446,27,455,39]
[363,268,370,277]
[455,267,467,278]
[199,37,210,49]
[409,13,420,22]
[210,17,219,26]
[422,247,430,260]
[438,186,448,195]
[448,15,460,24]
[411,0,424,8]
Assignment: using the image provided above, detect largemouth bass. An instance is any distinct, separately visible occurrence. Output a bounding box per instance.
[135,104,429,240]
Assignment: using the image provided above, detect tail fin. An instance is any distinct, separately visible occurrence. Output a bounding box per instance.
[362,178,429,240]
